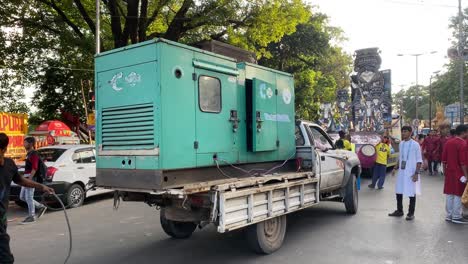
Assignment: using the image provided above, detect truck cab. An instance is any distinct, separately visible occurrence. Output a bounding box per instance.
[295,120,361,205]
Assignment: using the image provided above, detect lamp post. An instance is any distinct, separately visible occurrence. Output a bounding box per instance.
[458,0,465,124]
[429,71,441,130]
[397,51,438,126]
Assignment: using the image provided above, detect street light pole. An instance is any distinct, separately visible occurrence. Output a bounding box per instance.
[429,71,440,131]
[458,0,464,124]
[415,55,419,121]
[397,51,438,131]
[96,0,100,54]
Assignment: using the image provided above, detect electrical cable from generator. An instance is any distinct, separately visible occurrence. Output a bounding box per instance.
[42,192,73,264]
[37,181,99,263]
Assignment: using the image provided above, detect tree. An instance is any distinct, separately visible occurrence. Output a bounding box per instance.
[0,0,310,120]
[427,7,468,110]
[393,85,430,124]
[0,72,28,113]
[259,13,352,121]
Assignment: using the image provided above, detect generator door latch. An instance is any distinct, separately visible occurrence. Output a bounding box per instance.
[229,110,240,132]
[256,111,264,132]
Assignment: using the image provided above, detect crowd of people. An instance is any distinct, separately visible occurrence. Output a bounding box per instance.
[417,124,452,176]
[366,124,468,223]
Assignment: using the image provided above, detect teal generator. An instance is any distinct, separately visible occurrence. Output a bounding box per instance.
[95,39,296,191]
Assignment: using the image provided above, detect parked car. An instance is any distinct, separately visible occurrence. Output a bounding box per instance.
[10,145,111,208]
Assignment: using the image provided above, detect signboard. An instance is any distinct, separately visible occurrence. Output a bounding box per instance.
[0,113,28,160]
[87,112,95,126]
[445,105,461,118]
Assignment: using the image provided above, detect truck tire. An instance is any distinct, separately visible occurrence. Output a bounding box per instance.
[246,215,287,254]
[343,173,358,214]
[160,208,197,239]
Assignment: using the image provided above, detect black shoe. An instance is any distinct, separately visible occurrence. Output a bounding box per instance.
[368,184,375,189]
[406,214,415,221]
[452,218,468,224]
[388,210,404,217]
[37,207,47,219]
[20,216,36,225]
[378,186,384,190]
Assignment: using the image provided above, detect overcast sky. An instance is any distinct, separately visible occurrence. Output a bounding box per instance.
[308,0,464,93]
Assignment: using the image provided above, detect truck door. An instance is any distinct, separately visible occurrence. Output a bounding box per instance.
[308,126,345,190]
[194,68,239,163]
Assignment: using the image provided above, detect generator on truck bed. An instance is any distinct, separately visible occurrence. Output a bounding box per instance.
[95,39,361,254]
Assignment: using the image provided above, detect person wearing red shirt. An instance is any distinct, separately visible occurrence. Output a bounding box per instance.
[422,130,440,176]
[19,137,48,224]
[441,125,468,224]
[438,124,451,175]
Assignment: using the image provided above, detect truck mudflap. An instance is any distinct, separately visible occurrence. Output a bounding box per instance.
[215,172,319,233]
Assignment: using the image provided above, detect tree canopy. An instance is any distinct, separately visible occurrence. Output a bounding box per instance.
[394,7,468,124]
[0,0,351,124]
[259,13,352,121]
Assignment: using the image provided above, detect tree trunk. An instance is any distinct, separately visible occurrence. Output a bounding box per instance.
[164,0,193,41]
[107,0,122,48]
[138,0,148,42]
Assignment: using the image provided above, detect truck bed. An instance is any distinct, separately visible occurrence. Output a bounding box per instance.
[216,172,319,232]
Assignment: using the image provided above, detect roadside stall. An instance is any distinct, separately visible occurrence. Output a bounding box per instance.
[29,120,80,146]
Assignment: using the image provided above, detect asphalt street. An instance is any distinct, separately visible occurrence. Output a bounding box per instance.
[6,171,468,264]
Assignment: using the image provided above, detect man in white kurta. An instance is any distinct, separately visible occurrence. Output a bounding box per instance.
[389,126,422,220]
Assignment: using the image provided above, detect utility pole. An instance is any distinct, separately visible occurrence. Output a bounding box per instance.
[429,71,440,131]
[459,0,465,124]
[415,55,419,121]
[96,0,100,54]
[429,75,433,130]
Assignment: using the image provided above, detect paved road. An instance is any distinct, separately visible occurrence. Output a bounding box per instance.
[7,172,468,264]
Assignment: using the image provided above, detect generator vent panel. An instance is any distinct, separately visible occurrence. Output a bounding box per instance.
[101,103,155,150]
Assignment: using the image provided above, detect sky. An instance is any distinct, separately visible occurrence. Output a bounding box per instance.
[308,0,465,93]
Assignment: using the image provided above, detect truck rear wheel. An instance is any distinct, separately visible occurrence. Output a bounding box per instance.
[160,208,197,239]
[246,215,287,254]
[344,173,358,214]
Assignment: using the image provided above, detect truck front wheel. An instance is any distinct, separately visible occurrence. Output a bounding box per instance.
[343,173,358,214]
[246,215,287,254]
[160,208,197,239]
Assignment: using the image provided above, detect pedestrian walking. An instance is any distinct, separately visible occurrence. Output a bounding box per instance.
[438,123,451,175]
[368,135,391,190]
[19,137,48,224]
[417,134,428,171]
[389,126,422,221]
[0,133,54,263]
[441,125,468,224]
[422,130,440,175]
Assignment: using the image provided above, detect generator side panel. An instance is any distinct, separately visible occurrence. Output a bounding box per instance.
[275,73,296,160]
[159,43,197,170]
[241,63,295,163]
[95,41,162,190]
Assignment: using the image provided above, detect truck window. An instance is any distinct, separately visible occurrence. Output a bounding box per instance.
[295,126,305,146]
[309,126,333,150]
[199,75,221,113]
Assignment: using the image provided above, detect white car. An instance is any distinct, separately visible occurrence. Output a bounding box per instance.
[11,145,111,208]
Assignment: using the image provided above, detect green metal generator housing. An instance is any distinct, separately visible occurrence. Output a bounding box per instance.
[95,39,295,191]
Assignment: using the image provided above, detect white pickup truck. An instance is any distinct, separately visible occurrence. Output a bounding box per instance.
[109,120,361,254]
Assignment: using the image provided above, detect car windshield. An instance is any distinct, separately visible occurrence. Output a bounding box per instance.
[37,148,67,162]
